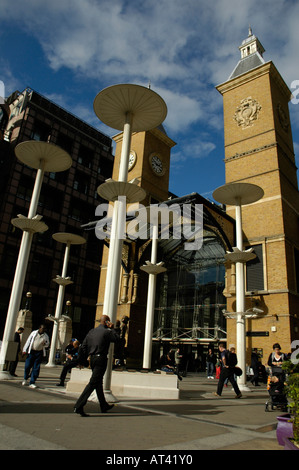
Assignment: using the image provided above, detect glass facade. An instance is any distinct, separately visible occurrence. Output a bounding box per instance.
[147,194,234,346]
[155,230,227,344]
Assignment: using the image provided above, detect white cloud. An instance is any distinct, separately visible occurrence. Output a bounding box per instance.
[153,87,202,133]
[1,0,299,159]
[0,59,21,96]
[172,137,216,165]
[1,1,298,86]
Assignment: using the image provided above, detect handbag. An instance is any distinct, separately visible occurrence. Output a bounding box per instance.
[234,366,243,376]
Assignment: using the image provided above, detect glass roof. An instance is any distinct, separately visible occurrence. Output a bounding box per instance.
[82,192,235,269]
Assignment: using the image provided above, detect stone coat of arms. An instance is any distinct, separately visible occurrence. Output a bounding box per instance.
[234,97,262,128]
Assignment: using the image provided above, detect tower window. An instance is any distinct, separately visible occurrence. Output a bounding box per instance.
[246,244,264,291]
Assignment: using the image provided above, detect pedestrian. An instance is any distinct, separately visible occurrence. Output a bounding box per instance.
[250,348,260,386]
[174,347,183,376]
[215,358,221,379]
[267,343,287,378]
[56,339,81,387]
[206,347,216,379]
[223,346,238,386]
[22,324,50,388]
[113,320,121,367]
[9,327,24,376]
[159,350,182,380]
[65,338,76,356]
[118,316,129,366]
[73,315,120,417]
[214,343,242,398]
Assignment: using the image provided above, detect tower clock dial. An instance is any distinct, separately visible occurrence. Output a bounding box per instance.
[149,153,165,176]
[128,150,137,171]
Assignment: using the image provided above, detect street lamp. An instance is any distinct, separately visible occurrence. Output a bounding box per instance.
[24,292,32,312]
[213,182,264,390]
[94,84,167,400]
[0,141,72,379]
[46,232,86,367]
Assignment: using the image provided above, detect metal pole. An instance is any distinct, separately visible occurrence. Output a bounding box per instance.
[103,113,132,397]
[0,161,45,376]
[46,242,71,367]
[235,202,247,389]
[142,223,158,369]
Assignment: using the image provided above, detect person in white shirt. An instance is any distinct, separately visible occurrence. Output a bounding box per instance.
[22,324,50,388]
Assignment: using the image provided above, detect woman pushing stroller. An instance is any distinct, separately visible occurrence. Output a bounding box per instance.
[267,343,288,378]
[265,343,288,411]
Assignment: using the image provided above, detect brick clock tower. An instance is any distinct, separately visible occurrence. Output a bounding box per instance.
[95,126,176,367]
[217,29,299,360]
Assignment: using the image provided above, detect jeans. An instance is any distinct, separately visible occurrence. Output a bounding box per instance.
[207,362,215,377]
[75,355,108,410]
[24,350,43,384]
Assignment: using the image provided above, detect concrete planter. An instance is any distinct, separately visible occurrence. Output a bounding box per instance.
[66,368,180,399]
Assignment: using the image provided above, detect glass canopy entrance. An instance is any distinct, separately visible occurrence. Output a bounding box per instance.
[147,192,234,346]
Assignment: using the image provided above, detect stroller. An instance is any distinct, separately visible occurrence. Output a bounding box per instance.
[265,373,288,412]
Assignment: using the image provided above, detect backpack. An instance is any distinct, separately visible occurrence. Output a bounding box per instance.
[226,351,238,367]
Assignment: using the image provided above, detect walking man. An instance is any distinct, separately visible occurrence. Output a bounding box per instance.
[214,342,242,399]
[22,324,49,388]
[74,315,120,417]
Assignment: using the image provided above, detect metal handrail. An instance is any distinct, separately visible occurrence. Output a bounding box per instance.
[153,326,226,342]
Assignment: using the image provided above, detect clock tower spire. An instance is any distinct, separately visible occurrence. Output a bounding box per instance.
[216,30,299,361]
[229,27,265,80]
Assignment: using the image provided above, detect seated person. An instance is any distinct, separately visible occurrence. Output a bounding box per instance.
[56,340,81,387]
[158,351,182,381]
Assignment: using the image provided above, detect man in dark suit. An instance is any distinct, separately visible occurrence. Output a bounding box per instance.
[214,343,242,399]
[74,315,120,417]
[250,348,261,386]
[9,327,24,376]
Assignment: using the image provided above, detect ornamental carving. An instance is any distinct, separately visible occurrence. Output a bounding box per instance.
[234,96,262,128]
[277,103,289,132]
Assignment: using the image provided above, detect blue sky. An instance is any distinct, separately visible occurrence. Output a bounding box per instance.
[1,0,299,200]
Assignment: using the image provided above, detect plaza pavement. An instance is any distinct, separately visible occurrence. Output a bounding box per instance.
[0,363,285,453]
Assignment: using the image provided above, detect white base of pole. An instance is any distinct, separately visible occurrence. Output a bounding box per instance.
[104,390,118,403]
[239,384,252,392]
[45,362,58,368]
[0,371,14,380]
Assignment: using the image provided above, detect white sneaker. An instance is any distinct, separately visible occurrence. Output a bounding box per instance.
[22,380,27,386]
[29,384,37,389]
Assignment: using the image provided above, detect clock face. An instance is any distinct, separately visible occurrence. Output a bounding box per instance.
[149,153,165,176]
[128,151,137,171]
